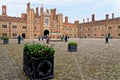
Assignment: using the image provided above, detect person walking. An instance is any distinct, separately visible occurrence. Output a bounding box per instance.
[105,36,109,44]
[46,35,49,44]
[17,35,21,44]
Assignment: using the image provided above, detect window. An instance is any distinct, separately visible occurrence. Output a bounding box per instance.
[12,25,17,28]
[94,28,97,30]
[108,26,112,29]
[34,27,36,30]
[2,33,7,36]
[13,33,17,36]
[94,34,97,36]
[44,18,49,26]
[118,33,120,36]
[118,26,120,29]
[88,34,90,36]
[101,33,104,36]
[88,28,90,30]
[82,28,84,31]
[2,25,7,28]
[34,34,37,37]
[22,26,26,29]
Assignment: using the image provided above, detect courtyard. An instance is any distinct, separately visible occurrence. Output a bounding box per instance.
[0,38,120,80]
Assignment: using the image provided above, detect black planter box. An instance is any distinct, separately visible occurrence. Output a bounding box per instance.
[3,39,9,44]
[23,55,54,80]
[68,45,77,52]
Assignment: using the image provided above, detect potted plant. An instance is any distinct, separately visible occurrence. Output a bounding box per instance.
[68,42,77,52]
[2,36,9,44]
[23,43,55,80]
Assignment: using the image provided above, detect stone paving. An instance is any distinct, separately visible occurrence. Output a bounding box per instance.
[0,38,120,80]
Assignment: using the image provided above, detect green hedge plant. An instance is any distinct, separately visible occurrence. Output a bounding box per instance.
[23,43,55,58]
[68,42,77,46]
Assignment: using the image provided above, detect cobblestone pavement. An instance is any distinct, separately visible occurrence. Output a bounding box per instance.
[0,38,120,80]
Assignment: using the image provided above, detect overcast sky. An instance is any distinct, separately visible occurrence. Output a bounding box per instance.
[0,0,120,23]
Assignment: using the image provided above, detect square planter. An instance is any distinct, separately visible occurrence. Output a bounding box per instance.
[23,55,54,80]
[3,39,9,44]
[68,45,77,52]
[68,42,77,52]
[23,43,55,80]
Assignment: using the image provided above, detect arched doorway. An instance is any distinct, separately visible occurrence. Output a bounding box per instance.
[44,30,49,36]
[22,33,26,38]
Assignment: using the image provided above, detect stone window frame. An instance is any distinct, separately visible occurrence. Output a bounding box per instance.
[101,33,104,36]
[2,33,7,36]
[118,26,120,29]
[12,25,17,29]
[34,27,36,30]
[88,27,90,31]
[108,26,112,29]
[2,24,7,28]
[12,33,17,36]
[94,34,97,36]
[44,17,50,26]
[88,34,90,36]
[117,33,120,36]
[22,26,27,29]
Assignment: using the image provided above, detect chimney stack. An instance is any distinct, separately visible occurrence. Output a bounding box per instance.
[46,9,49,15]
[65,16,68,23]
[27,2,30,9]
[87,18,89,22]
[92,14,95,21]
[2,5,7,16]
[112,13,114,19]
[106,14,109,20]
[36,7,39,17]
[74,20,79,25]
[83,19,85,23]
[40,7,43,15]
[21,13,26,19]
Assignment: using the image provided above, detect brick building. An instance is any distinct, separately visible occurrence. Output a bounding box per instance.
[0,2,120,39]
[0,2,78,39]
[79,14,120,39]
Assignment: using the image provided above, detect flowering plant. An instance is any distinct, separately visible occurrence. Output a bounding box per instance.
[23,43,55,58]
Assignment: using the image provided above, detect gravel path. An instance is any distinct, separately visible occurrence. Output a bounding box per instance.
[1,38,120,80]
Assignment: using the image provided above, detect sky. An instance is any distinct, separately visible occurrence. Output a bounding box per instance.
[0,0,120,23]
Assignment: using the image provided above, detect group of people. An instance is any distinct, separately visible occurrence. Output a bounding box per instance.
[38,35,50,44]
[60,35,69,42]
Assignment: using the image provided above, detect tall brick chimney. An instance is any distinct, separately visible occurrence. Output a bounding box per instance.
[65,16,68,23]
[27,2,30,9]
[2,5,7,16]
[53,8,56,15]
[40,7,43,15]
[106,14,109,20]
[74,20,79,25]
[36,7,39,17]
[112,13,114,19]
[87,18,89,22]
[46,9,49,15]
[83,19,85,23]
[21,13,27,19]
[92,14,95,21]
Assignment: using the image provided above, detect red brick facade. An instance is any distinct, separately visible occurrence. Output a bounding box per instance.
[0,2,120,39]
[79,14,120,39]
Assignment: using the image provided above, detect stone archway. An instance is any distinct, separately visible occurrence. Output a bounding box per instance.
[44,30,49,36]
[22,33,26,38]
